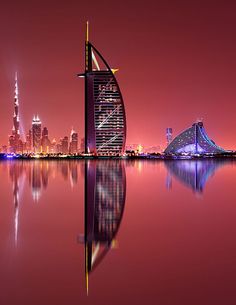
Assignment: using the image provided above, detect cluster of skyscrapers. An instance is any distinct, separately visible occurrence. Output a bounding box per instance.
[3,24,127,156]
[5,73,80,155]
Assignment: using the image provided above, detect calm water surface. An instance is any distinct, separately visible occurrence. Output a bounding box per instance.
[0,159,236,305]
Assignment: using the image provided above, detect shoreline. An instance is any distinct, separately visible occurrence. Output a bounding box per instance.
[1,153,236,161]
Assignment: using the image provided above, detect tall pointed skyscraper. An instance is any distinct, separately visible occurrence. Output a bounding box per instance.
[9,73,22,153]
[78,22,127,156]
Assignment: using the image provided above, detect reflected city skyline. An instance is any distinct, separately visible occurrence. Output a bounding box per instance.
[5,161,83,248]
[6,160,82,201]
[2,158,235,297]
[1,157,236,304]
[4,159,234,252]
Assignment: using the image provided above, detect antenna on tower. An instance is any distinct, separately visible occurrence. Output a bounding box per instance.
[15,71,18,98]
[86,21,89,42]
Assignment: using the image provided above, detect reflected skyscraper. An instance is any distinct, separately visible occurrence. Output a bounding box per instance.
[30,163,43,201]
[164,160,230,193]
[8,162,25,245]
[84,160,126,291]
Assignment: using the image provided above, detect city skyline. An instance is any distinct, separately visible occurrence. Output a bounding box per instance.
[1,1,236,149]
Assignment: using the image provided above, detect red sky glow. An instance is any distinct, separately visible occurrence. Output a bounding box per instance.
[1,1,236,149]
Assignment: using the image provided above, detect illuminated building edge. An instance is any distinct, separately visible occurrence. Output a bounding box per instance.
[79,28,127,156]
[164,121,226,155]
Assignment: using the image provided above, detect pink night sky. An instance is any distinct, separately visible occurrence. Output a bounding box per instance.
[1,0,236,149]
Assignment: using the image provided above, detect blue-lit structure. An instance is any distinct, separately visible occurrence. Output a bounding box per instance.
[164,121,226,155]
[165,159,229,193]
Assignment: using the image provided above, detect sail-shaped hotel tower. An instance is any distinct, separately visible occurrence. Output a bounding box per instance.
[78,23,126,156]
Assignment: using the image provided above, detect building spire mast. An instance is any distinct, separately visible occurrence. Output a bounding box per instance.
[86,21,89,43]
[13,73,20,135]
[85,21,92,72]
[14,71,18,103]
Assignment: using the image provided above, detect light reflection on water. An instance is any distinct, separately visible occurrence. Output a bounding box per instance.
[164,159,233,193]
[0,159,236,305]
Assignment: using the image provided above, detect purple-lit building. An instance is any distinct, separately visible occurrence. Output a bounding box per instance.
[78,23,126,156]
[166,127,173,146]
[164,121,226,155]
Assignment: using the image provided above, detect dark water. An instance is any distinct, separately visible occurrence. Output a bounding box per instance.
[1,159,236,305]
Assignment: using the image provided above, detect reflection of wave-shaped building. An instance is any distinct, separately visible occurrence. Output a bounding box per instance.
[78,23,126,156]
[165,121,226,154]
[84,160,126,287]
[165,160,229,193]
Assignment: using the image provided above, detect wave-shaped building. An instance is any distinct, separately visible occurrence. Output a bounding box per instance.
[78,23,126,156]
[164,121,226,155]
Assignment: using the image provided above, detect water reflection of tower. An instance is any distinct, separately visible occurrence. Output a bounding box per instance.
[29,162,49,201]
[41,162,50,189]
[84,160,126,292]
[9,162,25,245]
[60,161,69,180]
[31,163,42,201]
[68,161,78,187]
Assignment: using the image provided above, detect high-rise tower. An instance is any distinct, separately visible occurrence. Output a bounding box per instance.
[26,129,32,152]
[41,127,51,153]
[9,73,22,153]
[78,22,126,156]
[32,115,42,153]
[69,128,78,154]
